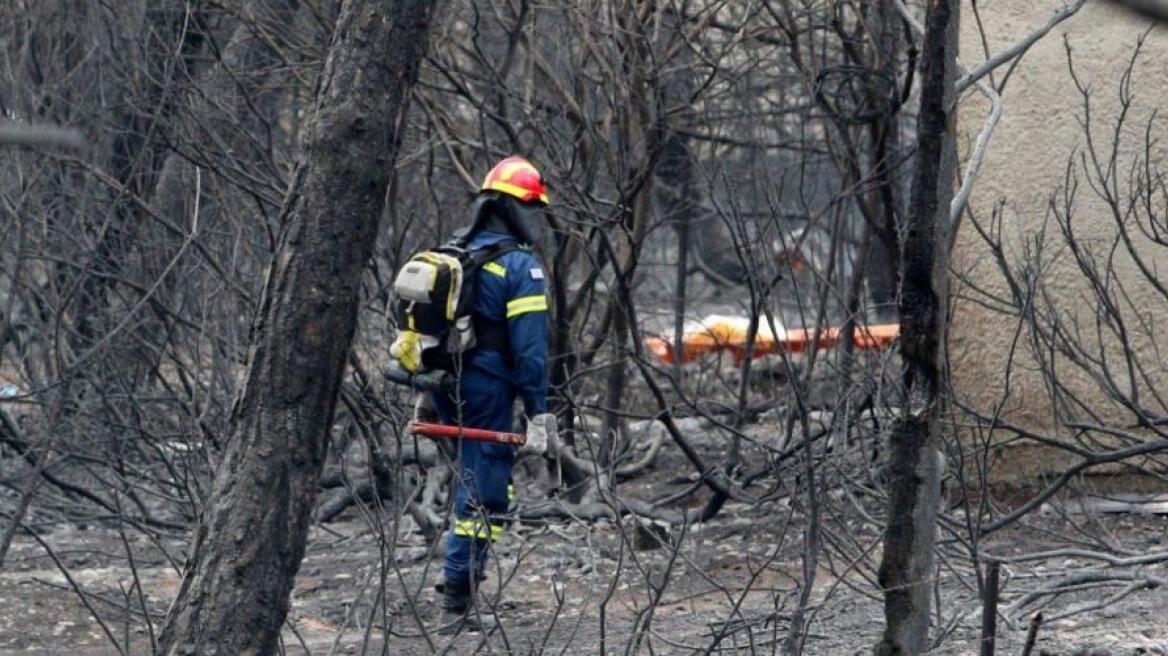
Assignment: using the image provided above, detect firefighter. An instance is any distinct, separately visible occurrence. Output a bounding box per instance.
[430,156,556,632]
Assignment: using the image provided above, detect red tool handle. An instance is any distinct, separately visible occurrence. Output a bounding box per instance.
[408,421,527,446]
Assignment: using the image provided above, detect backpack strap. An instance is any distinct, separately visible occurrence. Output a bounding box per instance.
[465,240,524,272]
[463,240,526,364]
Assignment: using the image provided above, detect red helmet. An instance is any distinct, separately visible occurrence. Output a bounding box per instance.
[480,156,549,205]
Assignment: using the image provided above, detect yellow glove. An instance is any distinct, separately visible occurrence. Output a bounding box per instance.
[389,330,423,373]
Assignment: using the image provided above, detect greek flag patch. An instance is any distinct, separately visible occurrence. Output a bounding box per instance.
[530,268,544,280]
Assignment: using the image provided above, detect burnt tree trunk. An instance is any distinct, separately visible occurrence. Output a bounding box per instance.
[874,0,958,654]
[866,0,909,321]
[156,1,435,653]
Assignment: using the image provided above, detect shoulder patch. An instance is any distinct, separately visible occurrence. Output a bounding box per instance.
[530,267,544,280]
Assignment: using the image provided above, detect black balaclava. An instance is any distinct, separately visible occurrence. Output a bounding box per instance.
[463,191,545,246]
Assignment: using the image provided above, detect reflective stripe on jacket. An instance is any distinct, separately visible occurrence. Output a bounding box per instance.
[464,231,549,416]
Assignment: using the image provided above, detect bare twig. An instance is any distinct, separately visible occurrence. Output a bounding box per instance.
[955,0,1087,93]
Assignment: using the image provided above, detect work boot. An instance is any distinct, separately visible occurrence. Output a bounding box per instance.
[436,578,471,635]
[433,571,485,595]
[436,579,497,635]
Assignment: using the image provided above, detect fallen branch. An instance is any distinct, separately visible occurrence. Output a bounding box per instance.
[316,479,385,523]
[614,423,668,478]
[518,491,731,526]
[1043,580,1154,623]
[1001,548,1168,568]
[1003,570,1167,619]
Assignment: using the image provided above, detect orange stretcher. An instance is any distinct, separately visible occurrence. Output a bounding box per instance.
[643,315,899,365]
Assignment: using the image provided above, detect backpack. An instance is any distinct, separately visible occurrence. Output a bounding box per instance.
[390,239,521,372]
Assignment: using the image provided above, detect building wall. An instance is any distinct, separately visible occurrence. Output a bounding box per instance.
[950,1,1168,481]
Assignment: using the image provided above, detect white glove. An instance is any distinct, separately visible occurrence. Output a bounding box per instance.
[521,413,556,456]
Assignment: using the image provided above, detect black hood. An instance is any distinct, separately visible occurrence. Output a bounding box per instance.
[461,192,543,246]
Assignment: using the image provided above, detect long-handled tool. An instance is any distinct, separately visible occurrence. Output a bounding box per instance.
[384,361,453,393]
[408,421,526,446]
[385,363,526,446]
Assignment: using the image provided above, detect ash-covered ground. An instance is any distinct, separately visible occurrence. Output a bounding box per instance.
[2,425,1166,655]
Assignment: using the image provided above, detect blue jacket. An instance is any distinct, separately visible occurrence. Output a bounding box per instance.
[464,231,549,416]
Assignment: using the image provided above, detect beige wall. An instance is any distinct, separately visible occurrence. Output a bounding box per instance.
[950,1,1168,480]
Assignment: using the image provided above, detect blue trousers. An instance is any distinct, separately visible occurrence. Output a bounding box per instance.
[432,366,516,586]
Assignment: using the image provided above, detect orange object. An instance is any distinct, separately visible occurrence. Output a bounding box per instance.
[851,322,900,350]
[480,156,549,205]
[408,421,527,446]
[643,315,899,366]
